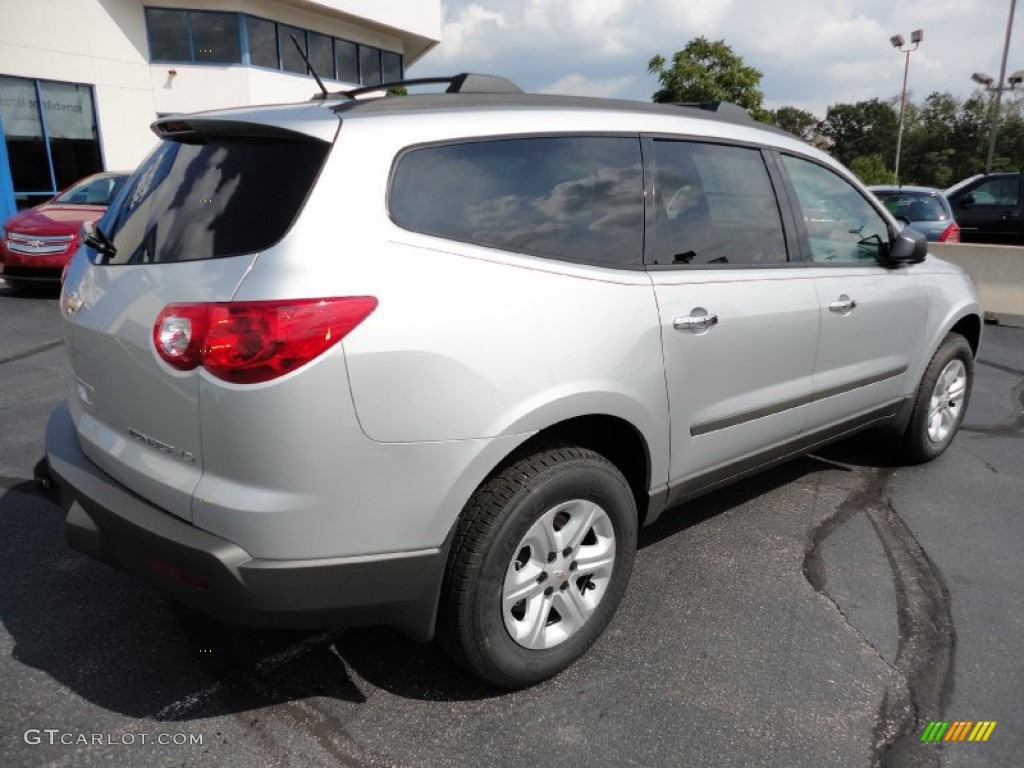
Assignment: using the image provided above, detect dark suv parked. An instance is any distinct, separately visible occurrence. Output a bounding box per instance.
[945,172,1024,244]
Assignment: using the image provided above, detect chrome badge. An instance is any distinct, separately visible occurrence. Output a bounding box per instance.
[128,428,196,463]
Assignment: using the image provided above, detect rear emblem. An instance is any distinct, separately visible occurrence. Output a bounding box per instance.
[128,428,196,463]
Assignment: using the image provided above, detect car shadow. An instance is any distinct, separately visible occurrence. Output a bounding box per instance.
[0,442,883,719]
[0,281,61,299]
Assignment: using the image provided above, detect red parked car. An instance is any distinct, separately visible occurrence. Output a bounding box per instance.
[1,172,128,290]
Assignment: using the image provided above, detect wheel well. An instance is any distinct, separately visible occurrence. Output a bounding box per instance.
[950,314,981,356]
[499,415,651,525]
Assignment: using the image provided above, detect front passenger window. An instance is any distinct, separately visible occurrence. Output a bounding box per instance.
[781,155,891,264]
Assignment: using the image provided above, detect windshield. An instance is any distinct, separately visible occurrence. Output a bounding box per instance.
[55,175,128,206]
[93,131,329,265]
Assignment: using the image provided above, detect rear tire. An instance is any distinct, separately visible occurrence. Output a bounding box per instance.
[899,333,973,463]
[438,446,637,688]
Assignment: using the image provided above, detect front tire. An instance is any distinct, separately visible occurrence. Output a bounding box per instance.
[438,446,638,688]
[900,332,973,463]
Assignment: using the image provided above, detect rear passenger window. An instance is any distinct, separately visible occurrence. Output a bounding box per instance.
[390,137,643,267]
[650,141,788,266]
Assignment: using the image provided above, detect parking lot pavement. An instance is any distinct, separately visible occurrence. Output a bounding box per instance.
[1,283,1021,768]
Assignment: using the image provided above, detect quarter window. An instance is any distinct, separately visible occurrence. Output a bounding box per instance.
[146,9,191,62]
[278,24,307,74]
[650,141,788,265]
[781,155,891,264]
[360,46,382,86]
[391,137,644,267]
[246,16,279,69]
[334,40,359,83]
[191,12,241,63]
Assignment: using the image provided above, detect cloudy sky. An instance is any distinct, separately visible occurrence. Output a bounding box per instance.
[409,0,1022,118]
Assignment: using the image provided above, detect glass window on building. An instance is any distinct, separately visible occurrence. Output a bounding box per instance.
[0,76,103,209]
[191,11,241,63]
[360,45,382,86]
[334,39,359,84]
[382,51,403,83]
[307,32,334,80]
[38,81,102,190]
[279,24,307,74]
[247,16,279,69]
[146,8,191,62]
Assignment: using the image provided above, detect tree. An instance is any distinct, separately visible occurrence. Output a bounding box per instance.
[819,99,898,168]
[648,37,768,120]
[849,154,896,185]
[770,106,820,142]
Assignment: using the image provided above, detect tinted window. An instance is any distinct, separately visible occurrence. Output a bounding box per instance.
[382,51,402,82]
[360,45,381,85]
[192,11,241,63]
[279,25,307,74]
[650,141,787,266]
[391,137,643,267]
[146,9,191,61]
[308,32,334,80]
[247,17,278,69]
[334,39,359,83]
[874,191,947,222]
[96,133,329,265]
[967,177,1020,206]
[782,155,891,264]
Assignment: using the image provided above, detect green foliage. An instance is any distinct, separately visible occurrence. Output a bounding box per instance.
[769,106,819,142]
[819,99,899,168]
[648,37,768,120]
[646,37,1024,186]
[849,155,896,185]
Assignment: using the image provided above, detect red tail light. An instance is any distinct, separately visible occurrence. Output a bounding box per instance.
[153,297,377,384]
[939,223,961,243]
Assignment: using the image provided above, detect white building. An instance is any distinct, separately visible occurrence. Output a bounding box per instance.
[0,0,441,213]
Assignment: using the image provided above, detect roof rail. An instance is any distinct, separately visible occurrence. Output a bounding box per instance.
[675,101,753,122]
[313,72,523,101]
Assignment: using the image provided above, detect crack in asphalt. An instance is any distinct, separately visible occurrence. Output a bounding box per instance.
[0,339,63,365]
[803,468,956,768]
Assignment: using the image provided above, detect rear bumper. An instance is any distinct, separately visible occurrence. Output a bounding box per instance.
[44,401,445,640]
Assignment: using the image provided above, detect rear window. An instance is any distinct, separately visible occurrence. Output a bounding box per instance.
[874,192,947,222]
[94,133,329,265]
[389,136,644,267]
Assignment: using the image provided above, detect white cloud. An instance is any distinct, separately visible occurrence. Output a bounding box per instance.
[413,0,1024,119]
[538,74,636,98]
[437,4,510,59]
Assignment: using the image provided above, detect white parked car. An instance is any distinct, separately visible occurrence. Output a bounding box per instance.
[45,74,981,688]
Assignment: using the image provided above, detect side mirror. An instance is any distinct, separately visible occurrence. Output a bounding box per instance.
[886,226,927,265]
[959,193,975,207]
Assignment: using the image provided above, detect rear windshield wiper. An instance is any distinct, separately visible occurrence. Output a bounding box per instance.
[82,221,117,261]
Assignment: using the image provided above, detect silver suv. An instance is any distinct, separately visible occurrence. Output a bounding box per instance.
[45,74,981,688]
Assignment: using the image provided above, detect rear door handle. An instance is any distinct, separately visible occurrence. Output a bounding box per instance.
[829,295,857,313]
[673,308,719,332]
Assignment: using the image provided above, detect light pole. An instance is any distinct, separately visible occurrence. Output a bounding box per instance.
[890,29,923,186]
[973,0,1020,173]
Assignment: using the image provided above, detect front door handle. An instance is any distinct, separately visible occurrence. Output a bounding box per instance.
[674,308,719,333]
[829,295,857,314]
